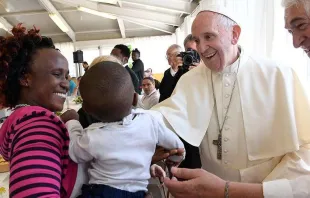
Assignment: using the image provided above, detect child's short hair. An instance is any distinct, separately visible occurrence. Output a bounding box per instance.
[79,61,135,122]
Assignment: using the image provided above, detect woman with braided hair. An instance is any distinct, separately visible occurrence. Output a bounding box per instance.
[0,24,86,197]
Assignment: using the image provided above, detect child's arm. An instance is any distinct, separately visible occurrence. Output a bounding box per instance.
[65,120,94,163]
[151,111,185,163]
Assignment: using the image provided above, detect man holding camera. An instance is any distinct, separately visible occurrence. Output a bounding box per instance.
[159,42,200,103]
[158,42,202,170]
[159,44,183,102]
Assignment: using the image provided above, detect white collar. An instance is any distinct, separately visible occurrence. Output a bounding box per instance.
[216,46,243,75]
[170,67,178,76]
[123,63,128,68]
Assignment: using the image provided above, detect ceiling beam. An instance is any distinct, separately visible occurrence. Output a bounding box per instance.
[98,3,181,26]
[51,0,181,26]
[38,0,76,41]
[0,17,12,34]
[74,35,173,49]
[119,16,175,34]
[44,27,151,36]
[0,8,76,17]
[116,1,125,38]
[119,0,197,14]
[117,19,126,38]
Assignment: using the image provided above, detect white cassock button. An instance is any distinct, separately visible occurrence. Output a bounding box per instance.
[224,150,228,153]
[225,83,230,87]
[225,74,229,77]
[224,106,228,109]
[225,116,229,120]
[225,94,230,98]
[225,127,229,130]
[224,138,229,142]
[224,161,228,164]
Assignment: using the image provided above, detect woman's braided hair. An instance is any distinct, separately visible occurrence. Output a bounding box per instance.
[0,24,56,108]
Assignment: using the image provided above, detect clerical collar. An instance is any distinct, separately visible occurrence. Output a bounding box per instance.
[219,47,242,74]
[222,56,240,74]
[123,63,128,68]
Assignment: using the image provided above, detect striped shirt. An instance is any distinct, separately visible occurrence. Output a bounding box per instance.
[0,106,77,198]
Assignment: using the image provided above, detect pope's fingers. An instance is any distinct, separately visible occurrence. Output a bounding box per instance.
[164,177,189,196]
[171,167,201,180]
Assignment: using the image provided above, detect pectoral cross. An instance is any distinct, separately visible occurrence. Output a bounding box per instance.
[213,133,222,160]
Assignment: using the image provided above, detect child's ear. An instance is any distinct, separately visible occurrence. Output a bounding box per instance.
[132,93,138,107]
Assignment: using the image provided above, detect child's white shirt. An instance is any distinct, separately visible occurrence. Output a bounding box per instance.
[66,109,184,192]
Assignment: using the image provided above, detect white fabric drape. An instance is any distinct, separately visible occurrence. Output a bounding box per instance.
[131,35,176,73]
[81,48,100,66]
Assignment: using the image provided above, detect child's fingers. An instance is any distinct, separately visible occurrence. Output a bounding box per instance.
[150,165,156,177]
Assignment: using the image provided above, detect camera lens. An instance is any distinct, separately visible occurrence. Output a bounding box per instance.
[183,55,194,66]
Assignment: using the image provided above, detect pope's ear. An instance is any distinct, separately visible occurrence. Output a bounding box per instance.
[231,25,241,45]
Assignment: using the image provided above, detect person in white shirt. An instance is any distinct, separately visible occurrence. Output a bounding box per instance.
[64,61,184,198]
[137,77,160,110]
[152,3,310,198]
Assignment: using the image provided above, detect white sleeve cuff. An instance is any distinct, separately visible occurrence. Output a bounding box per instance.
[65,120,82,135]
[263,179,293,198]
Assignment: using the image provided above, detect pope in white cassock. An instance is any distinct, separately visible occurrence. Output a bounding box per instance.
[152,2,310,198]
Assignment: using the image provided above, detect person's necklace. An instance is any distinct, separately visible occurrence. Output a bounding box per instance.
[211,57,241,160]
[13,104,30,111]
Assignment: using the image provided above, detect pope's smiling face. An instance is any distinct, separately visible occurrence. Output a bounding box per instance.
[192,11,241,72]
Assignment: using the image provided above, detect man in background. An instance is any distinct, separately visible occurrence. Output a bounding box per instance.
[132,48,144,94]
[159,44,183,102]
[111,44,139,93]
[82,61,89,72]
[184,34,197,51]
[137,77,160,110]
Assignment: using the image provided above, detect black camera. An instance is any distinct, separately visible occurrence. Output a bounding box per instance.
[178,48,201,70]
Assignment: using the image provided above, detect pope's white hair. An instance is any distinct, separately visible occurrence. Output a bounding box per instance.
[282,0,310,16]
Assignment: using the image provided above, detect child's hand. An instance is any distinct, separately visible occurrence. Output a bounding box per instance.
[60,109,79,123]
[150,164,166,183]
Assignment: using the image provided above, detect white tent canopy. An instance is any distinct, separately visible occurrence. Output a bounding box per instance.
[0,0,199,42]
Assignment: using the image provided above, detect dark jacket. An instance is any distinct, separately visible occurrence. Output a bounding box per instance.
[154,79,160,90]
[132,59,144,94]
[125,65,140,93]
[159,68,176,102]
